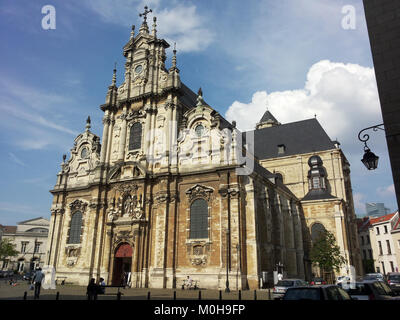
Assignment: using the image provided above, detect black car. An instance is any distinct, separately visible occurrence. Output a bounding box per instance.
[387,273,400,294]
[283,285,353,300]
[341,280,398,300]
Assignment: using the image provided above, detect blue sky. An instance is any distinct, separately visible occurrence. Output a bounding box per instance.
[0,0,397,225]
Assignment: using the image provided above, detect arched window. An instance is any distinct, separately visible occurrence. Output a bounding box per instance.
[129,122,142,150]
[68,211,82,244]
[311,223,326,242]
[190,199,208,239]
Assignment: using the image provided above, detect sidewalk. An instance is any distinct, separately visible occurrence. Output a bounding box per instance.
[0,279,273,300]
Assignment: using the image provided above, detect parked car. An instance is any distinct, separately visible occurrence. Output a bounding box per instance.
[386,273,400,295]
[283,285,353,300]
[336,276,351,286]
[310,277,326,285]
[1,270,13,278]
[363,273,385,282]
[341,280,398,300]
[273,279,309,299]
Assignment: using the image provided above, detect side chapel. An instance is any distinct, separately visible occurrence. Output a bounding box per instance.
[46,8,362,289]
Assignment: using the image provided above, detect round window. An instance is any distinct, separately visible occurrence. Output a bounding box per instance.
[195,124,204,137]
[81,147,88,159]
[134,65,143,74]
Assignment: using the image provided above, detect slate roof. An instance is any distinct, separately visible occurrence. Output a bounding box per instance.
[179,83,200,109]
[259,110,279,124]
[245,118,336,160]
[302,189,337,201]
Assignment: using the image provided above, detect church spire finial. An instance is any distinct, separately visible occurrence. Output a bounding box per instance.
[152,16,157,37]
[130,24,135,40]
[196,87,205,107]
[86,116,91,132]
[111,63,117,86]
[139,5,152,33]
[172,42,177,68]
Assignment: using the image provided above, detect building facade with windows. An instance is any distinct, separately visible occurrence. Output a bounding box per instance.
[46,12,361,288]
[362,211,400,275]
[1,217,49,272]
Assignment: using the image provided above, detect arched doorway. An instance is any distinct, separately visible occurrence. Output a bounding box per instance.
[112,243,133,286]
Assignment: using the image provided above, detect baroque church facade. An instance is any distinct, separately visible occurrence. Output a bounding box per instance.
[45,11,362,289]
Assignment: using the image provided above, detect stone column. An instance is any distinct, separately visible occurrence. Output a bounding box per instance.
[144,105,152,160]
[103,229,113,284]
[106,114,115,164]
[243,178,260,289]
[150,192,169,288]
[100,110,110,163]
[131,229,140,287]
[118,107,128,161]
[170,97,178,170]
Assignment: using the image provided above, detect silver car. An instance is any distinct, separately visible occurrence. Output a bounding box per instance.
[273,279,309,299]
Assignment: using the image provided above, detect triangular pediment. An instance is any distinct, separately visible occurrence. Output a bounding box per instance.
[18,217,49,226]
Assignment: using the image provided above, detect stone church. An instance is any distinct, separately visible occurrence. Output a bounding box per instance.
[45,10,362,289]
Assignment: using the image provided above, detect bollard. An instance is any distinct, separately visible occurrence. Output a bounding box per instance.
[23,291,27,300]
[268,289,271,300]
[219,290,222,300]
[117,291,121,300]
[147,291,151,300]
[238,290,241,300]
[56,292,59,300]
[254,290,257,300]
[198,290,201,300]
[173,291,176,300]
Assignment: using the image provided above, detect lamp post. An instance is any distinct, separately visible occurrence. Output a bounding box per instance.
[225,229,230,293]
[358,124,384,170]
[236,244,240,291]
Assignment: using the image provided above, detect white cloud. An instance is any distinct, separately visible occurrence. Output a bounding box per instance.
[8,152,26,167]
[225,60,382,157]
[353,192,366,215]
[377,184,396,198]
[84,0,213,52]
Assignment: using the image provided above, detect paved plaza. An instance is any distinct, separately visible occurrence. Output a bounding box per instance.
[0,278,272,300]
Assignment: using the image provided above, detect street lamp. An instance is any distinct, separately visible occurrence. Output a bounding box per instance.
[361,147,379,170]
[225,229,230,293]
[358,124,384,170]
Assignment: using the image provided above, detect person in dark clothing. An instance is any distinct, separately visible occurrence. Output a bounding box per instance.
[32,268,45,299]
[87,278,99,300]
[98,277,106,294]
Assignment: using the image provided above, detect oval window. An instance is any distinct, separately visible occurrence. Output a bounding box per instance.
[135,65,143,74]
[81,147,88,159]
[195,124,204,137]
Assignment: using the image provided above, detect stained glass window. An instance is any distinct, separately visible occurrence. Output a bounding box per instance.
[68,211,82,244]
[129,122,142,150]
[190,199,208,239]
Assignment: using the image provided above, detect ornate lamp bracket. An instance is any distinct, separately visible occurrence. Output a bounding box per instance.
[358,123,384,150]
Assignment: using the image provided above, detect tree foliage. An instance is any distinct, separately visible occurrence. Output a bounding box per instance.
[0,238,18,261]
[310,230,346,273]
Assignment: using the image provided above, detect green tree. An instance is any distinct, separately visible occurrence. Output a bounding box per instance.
[310,230,346,277]
[0,238,18,262]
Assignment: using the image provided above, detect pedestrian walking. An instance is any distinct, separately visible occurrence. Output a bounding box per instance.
[87,278,99,300]
[98,277,106,294]
[32,268,45,299]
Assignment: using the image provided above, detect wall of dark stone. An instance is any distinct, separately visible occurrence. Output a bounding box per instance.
[363,0,400,211]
